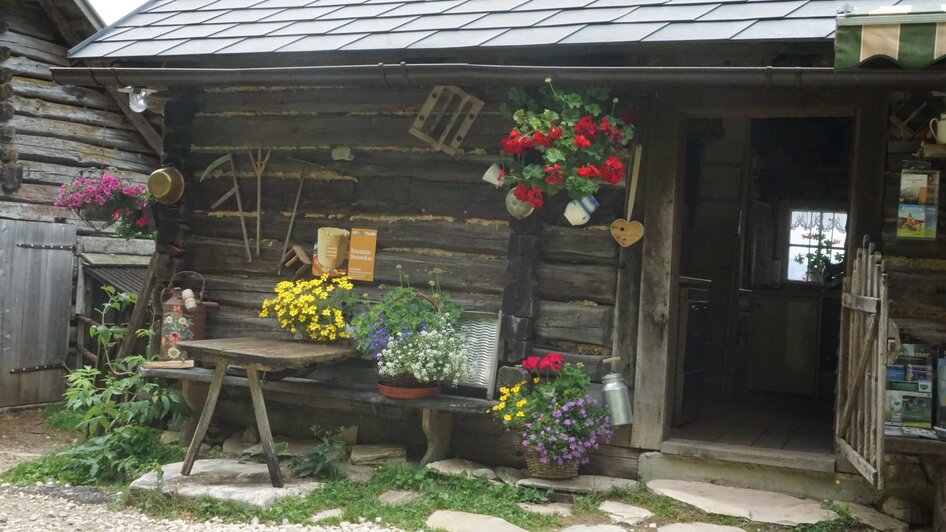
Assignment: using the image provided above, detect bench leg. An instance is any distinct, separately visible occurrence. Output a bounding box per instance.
[420,408,453,466]
[247,368,283,488]
[182,362,228,476]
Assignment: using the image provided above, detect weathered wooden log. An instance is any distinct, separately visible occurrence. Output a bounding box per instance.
[537,262,618,305]
[1,12,56,42]
[11,76,115,110]
[535,300,613,347]
[13,133,157,173]
[0,55,52,80]
[9,95,136,130]
[9,115,154,154]
[542,225,618,264]
[0,32,69,66]
[20,160,147,185]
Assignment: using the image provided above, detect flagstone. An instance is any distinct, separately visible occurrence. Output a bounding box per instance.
[658,523,745,532]
[647,479,836,526]
[599,500,653,525]
[425,510,526,532]
[516,474,639,494]
[348,444,406,466]
[559,525,627,532]
[847,502,909,532]
[378,490,419,506]
[517,502,573,516]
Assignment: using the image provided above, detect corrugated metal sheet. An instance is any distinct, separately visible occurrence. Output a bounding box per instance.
[85,265,148,294]
[69,0,906,60]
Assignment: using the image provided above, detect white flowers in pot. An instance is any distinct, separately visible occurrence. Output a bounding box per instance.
[377,315,469,388]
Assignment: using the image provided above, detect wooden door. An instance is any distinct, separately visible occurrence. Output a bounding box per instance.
[0,219,76,407]
[835,237,888,488]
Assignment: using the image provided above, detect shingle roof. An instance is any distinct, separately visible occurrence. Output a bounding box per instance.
[69,0,902,59]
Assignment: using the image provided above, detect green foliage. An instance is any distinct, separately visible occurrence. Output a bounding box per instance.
[795,502,863,532]
[1,426,183,486]
[239,441,289,464]
[350,269,462,360]
[573,492,603,515]
[42,403,84,433]
[64,355,188,438]
[289,426,346,480]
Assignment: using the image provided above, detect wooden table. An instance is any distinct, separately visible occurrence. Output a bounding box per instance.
[176,337,357,487]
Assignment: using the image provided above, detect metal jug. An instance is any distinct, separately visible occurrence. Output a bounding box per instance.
[159,271,207,360]
[600,357,633,426]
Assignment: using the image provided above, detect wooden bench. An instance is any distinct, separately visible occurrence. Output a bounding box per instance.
[141,337,496,487]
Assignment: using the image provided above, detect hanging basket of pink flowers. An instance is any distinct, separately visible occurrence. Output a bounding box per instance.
[493,78,635,220]
[54,168,155,239]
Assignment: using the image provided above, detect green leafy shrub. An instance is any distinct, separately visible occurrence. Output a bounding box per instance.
[289,426,346,480]
[2,426,182,486]
[65,355,188,438]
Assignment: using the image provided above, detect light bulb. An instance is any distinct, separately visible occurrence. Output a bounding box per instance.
[128,88,148,113]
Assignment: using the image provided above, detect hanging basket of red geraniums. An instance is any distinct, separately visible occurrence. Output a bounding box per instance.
[54,167,155,239]
[492,78,635,219]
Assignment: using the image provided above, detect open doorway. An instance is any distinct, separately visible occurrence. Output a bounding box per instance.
[667,116,853,467]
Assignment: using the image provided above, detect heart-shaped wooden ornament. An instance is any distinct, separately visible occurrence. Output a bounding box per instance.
[610,219,644,247]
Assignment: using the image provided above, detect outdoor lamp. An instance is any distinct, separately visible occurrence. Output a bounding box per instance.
[118,86,155,113]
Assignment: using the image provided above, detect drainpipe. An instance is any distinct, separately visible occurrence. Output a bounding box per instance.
[50,62,946,89]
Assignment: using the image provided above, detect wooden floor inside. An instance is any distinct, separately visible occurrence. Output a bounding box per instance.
[669,392,834,454]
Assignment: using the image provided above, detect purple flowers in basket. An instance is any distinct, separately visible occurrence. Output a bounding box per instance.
[520,396,612,466]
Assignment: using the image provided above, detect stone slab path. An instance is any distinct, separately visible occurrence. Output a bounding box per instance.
[658,523,745,532]
[648,479,836,526]
[599,500,653,525]
[517,475,639,494]
[130,459,321,509]
[425,510,526,532]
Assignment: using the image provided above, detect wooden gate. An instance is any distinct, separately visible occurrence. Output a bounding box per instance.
[836,237,889,488]
[0,219,76,408]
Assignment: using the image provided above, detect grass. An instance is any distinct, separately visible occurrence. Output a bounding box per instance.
[42,403,83,433]
[128,461,561,531]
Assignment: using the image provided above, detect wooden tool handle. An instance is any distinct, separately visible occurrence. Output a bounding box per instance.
[626,144,643,221]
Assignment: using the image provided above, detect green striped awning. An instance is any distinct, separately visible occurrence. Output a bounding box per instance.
[836,5,946,69]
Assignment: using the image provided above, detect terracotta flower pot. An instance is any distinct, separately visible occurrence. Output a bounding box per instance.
[377,374,440,399]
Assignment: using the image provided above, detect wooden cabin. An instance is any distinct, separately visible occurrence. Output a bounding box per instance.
[53,0,946,525]
[0,0,159,408]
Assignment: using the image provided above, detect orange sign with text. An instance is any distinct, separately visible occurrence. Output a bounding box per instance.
[348,228,378,282]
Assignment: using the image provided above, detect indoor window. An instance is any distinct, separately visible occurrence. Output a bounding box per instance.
[787,210,847,282]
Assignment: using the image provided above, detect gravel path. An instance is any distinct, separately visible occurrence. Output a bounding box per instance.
[0,484,403,532]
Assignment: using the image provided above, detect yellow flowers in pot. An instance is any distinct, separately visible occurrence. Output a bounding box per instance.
[259,275,356,342]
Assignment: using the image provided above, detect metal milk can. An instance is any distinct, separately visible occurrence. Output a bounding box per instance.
[160,271,207,360]
[600,357,633,426]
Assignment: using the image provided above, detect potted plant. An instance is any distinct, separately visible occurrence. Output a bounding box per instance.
[258,275,357,342]
[54,168,154,239]
[492,78,635,224]
[375,313,469,399]
[793,232,844,284]
[491,354,612,479]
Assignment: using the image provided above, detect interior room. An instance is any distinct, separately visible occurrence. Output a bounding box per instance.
[668,116,854,460]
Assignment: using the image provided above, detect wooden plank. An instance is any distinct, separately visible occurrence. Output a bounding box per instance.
[181,362,229,476]
[837,313,878,436]
[116,253,163,359]
[139,366,497,414]
[177,337,358,369]
[246,368,283,487]
[841,293,879,313]
[836,437,877,484]
[847,93,887,245]
[631,95,683,450]
[661,438,835,473]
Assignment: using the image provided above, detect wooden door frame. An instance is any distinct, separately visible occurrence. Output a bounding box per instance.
[631,88,887,450]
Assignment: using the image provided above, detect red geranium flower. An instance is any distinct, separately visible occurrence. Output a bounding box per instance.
[600,156,625,185]
[501,129,526,155]
[521,356,541,371]
[532,130,553,148]
[574,115,598,138]
[573,135,591,149]
[134,213,150,227]
[548,124,563,140]
[577,164,600,179]
[619,108,637,126]
[513,183,531,202]
[526,186,544,209]
[544,164,563,186]
[537,353,564,371]
[600,117,623,142]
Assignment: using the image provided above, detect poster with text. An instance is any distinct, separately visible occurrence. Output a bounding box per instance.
[898,170,939,239]
[348,228,378,282]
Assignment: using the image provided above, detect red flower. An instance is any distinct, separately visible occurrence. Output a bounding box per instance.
[532,130,553,148]
[537,353,564,371]
[521,356,541,371]
[519,134,535,150]
[548,124,563,140]
[168,332,181,344]
[600,117,623,142]
[573,135,591,149]
[577,164,600,179]
[513,183,531,202]
[134,213,150,227]
[600,156,625,185]
[544,164,563,186]
[498,169,505,182]
[574,115,598,138]
[501,129,526,155]
[526,186,544,209]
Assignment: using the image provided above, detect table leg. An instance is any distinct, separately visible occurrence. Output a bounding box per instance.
[247,367,283,488]
[181,362,228,476]
[420,408,453,466]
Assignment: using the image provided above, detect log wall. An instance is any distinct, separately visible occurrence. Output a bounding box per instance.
[881,94,946,345]
[0,0,158,225]
[164,83,636,474]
